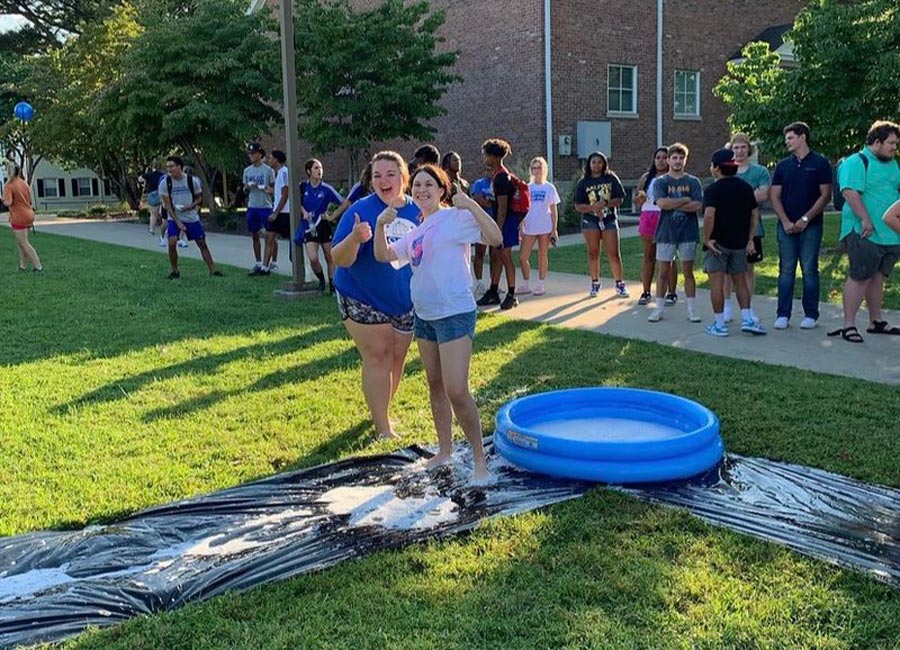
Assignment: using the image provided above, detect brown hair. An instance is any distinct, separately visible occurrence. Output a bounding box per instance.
[783,122,811,141]
[410,164,453,206]
[865,120,900,145]
[371,150,410,189]
[481,138,511,159]
[667,142,689,158]
[729,133,755,155]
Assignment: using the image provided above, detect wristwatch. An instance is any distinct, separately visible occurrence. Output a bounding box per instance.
[800,216,809,223]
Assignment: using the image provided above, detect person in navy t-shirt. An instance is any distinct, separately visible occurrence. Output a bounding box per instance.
[332,151,420,441]
[300,159,343,292]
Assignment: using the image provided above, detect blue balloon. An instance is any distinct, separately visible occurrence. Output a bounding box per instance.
[14,102,34,122]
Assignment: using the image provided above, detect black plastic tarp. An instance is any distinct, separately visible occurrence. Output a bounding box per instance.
[1,443,898,648]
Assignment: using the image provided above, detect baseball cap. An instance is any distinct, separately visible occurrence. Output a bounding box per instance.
[247,142,264,155]
[711,148,738,169]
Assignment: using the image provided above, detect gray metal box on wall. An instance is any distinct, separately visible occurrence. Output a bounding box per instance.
[576,121,612,159]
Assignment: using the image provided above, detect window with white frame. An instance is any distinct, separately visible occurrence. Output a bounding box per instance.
[607,65,637,115]
[674,70,700,118]
[77,177,93,196]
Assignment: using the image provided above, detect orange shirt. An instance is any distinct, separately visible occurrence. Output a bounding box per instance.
[2,177,35,227]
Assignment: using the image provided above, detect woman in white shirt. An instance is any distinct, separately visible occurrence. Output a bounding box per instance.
[518,157,560,296]
[373,164,501,483]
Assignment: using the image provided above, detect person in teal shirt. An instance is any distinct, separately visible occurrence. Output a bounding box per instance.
[831,120,900,342]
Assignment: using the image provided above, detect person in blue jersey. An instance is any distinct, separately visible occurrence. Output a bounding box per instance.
[332,151,421,440]
[301,159,344,292]
[374,164,501,482]
[468,171,494,295]
[329,161,372,225]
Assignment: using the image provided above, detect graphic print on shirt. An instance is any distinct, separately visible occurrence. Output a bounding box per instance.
[410,234,426,268]
[531,188,547,203]
[385,218,417,270]
[586,183,612,204]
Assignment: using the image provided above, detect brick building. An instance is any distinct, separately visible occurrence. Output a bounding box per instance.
[258,0,800,191]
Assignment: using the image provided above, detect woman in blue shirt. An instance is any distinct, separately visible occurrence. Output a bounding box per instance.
[300,159,343,292]
[332,151,421,440]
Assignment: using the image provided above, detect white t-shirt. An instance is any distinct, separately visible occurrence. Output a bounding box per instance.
[390,207,483,321]
[523,182,560,235]
[642,177,661,213]
[273,166,290,214]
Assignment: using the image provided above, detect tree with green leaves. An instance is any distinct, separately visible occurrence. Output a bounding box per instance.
[293,0,459,172]
[715,0,900,161]
[102,0,281,209]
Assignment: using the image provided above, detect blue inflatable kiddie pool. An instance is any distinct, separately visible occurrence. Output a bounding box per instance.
[494,387,724,484]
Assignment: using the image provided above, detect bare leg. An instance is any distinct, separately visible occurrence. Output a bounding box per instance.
[668,263,678,295]
[438,336,487,480]
[640,237,655,293]
[418,338,454,467]
[656,261,673,298]
[195,239,217,273]
[498,247,515,291]
[601,228,623,281]
[321,242,335,280]
[488,247,501,286]
[709,272,725,313]
[251,231,262,264]
[264,233,278,268]
[390,329,412,401]
[14,230,41,269]
[536,234,551,280]
[168,236,179,272]
[583,229,602,282]
[306,241,324,276]
[519,234,537,282]
[682,261,696,298]
[842,277,871,329]
[864,272,886,325]
[734,272,751,310]
[473,244,486,281]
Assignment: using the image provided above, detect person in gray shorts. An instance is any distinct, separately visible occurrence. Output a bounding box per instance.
[701,149,765,336]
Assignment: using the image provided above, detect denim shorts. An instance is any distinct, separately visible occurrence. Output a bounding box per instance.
[167,219,206,241]
[414,310,477,343]
[581,214,619,232]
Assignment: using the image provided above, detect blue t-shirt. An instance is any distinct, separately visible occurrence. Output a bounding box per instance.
[332,194,421,315]
[652,173,703,244]
[470,177,495,218]
[347,182,367,204]
[301,181,343,219]
[771,150,832,222]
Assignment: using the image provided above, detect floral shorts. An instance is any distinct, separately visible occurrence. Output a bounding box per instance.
[335,291,414,333]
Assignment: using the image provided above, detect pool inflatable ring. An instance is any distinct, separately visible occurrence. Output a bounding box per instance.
[494,387,724,484]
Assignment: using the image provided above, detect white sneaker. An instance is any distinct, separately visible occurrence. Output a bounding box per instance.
[774,317,789,330]
[723,307,733,324]
[472,280,486,296]
[533,281,545,296]
[800,317,818,329]
[648,308,664,322]
[177,239,189,248]
[518,281,532,295]
[158,238,167,247]
[687,309,702,323]
[741,317,767,335]
[269,262,278,273]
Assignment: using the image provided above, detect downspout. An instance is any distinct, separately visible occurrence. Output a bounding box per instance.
[656,0,664,147]
[544,0,554,180]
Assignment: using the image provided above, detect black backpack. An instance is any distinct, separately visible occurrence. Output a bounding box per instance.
[832,153,868,211]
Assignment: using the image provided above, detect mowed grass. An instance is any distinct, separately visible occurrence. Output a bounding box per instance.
[0,232,897,649]
[523,213,900,311]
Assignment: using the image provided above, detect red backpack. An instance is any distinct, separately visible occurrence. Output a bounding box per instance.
[497,166,531,215]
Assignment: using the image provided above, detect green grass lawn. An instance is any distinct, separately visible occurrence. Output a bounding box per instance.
[2,232,899,649]
[520,213,900,311]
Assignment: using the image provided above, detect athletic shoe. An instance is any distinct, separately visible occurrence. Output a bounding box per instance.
[500,293,519,310]
[705,322,729,337]
[648,308,664,322]
[615,281,629,298]
[472,280,486,296]
[518,281,531,295]
[773,316,789,330]
[800,317,818,329]
[687,309,702,323]
[269,262,278,273]
[210,270,223,277]
[723,307,733,324]
[158,238,167,247]
[476,289,501,306]
[533,282,546,296]
[741,317,767,335]
[664,292,678,306]
[637,291,652,305]
[177,239,189,248]
[589,280,601,298]
[167,270,180,280]
[248,265,265,276]
[317,278,327,291]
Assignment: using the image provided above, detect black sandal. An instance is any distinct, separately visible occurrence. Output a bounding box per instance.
[827,326,864,343]
[866,320,900,335]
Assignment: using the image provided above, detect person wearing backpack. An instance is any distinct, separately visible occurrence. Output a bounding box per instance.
[159,155,222,279]
[829,120,900,343]
[574,151,629,299]
[476,138,527,310]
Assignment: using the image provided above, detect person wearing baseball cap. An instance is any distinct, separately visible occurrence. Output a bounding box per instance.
[244,142,276,275]
[701,148,766,336]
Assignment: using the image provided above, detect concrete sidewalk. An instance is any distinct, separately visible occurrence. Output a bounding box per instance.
[11,216,900,385]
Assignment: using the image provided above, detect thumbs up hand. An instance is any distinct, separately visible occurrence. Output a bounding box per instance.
[352,213,372,244]
[376,206,397,226]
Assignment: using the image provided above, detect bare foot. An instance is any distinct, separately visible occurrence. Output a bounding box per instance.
[470,466,491,486]
[377,431,401,441]
[424,452,453,470]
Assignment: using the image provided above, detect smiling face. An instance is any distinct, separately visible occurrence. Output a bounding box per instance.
[165,160,183,179]
[654,150,668,172]
[411,170,446,214]
[731,141,750,164]
[589,155,606,176]
[371,159,405,205]
[530,160,546,184]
